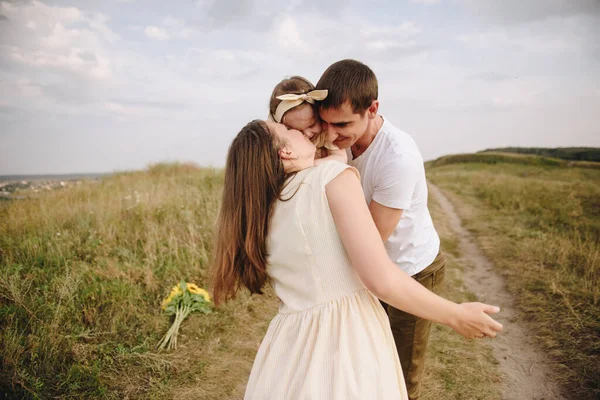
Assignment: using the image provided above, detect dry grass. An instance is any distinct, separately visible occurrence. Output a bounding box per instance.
[427,161,600,399]
[421,191,502,400]
[0,163,277,399]
[1,160,533,399]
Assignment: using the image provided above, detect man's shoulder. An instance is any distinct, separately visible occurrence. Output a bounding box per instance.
[376,118,422,160]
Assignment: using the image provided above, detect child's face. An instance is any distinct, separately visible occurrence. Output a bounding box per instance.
[281,104,323,143]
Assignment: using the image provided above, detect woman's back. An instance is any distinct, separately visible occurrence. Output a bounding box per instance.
[267,161,366,314]
[245,161,407,399]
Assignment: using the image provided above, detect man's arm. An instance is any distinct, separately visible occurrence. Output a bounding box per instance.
[369,200,403,242]
[369,153,421,242]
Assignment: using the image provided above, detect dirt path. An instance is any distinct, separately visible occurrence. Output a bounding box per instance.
[428,183,566,400]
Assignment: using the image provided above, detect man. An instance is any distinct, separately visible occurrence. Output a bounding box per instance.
[316,59,446,400]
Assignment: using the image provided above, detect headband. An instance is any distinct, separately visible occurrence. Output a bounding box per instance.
[272,89,328,123]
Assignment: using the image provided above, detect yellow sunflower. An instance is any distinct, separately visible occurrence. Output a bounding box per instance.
[161,286,183,309]
[187,283,211,302]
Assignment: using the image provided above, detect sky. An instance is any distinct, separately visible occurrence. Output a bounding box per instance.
[1,0,599,174]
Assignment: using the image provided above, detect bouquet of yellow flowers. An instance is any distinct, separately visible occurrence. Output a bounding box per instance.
[157,281,212,350]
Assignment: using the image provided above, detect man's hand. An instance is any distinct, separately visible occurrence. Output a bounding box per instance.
[368,200,404,242]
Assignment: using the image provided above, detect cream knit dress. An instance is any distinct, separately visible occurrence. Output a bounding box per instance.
[244,161,408,400]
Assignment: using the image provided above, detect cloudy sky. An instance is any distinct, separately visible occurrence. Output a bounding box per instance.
[1,0,599,174]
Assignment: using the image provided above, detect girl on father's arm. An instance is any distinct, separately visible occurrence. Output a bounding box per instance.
[268,76,347,165]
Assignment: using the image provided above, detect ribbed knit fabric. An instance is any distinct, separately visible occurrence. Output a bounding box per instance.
[244,161,408,400]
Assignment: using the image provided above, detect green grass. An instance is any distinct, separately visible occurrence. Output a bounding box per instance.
[7,157,591,398]
[479,147,600,162]
[0,163,277,399]
[427,159,600,399]
[426,152,600,170]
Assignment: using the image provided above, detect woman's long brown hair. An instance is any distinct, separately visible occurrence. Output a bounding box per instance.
[212,120,287,305]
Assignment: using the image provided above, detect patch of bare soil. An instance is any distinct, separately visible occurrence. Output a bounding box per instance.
[428,183,566,400]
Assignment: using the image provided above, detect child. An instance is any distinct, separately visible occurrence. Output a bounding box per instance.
[268,76,347,164]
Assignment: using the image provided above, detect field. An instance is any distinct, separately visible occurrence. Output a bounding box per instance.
[0,164,279,399]
[1,155,598,399]
[427,157,600,399]
[479,147,600,162]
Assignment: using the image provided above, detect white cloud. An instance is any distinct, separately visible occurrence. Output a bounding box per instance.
[361,22,422,37]
[367,40,417,51]
[162,16,181,27]
[361,21,423,55]
[263,14,427,66]
[160,16,194,39]
[458,0,600,24]
[140,18,194,41]
[105,101,147,116]
[5,45,112,80]
[410,0,441,4]
[89,13,120,43]
[144,25,170,40]
[456,13,598,59]
[42,22,78,48]
[174,47,266,83]
[1,0,598,175]
[2,78,44,98]
[275,16,315,55]
[0,1,116,80]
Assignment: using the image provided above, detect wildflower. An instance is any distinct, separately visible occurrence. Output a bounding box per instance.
[187,283,211,302]
[157,280,211,351]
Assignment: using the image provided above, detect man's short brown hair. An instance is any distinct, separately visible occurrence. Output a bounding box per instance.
[316,59,378,114]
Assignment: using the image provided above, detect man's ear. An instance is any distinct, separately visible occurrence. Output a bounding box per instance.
[367,100,379,119]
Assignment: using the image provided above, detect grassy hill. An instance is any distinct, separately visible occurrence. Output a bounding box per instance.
[0,161,507,400]
[0,163,280,399]
[0,162,504,400]
[426,151,600,170]
[426,154,600,399]
[1,156,598,399]
[479,147,600,162]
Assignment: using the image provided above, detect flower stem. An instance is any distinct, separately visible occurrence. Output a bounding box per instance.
[157,303,194,351]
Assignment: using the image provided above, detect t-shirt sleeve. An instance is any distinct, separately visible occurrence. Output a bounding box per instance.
[320,160,360,186]
[371,153,421,210]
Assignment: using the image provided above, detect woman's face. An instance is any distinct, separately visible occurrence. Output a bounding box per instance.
[266,121,316,160]
[281,104,322,141]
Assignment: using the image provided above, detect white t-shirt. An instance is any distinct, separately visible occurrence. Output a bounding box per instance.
[349,117,440,276]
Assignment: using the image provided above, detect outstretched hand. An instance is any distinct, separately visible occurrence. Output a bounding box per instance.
[451,302,503,339]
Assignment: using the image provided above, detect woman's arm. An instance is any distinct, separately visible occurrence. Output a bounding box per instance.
[326,169,503,339]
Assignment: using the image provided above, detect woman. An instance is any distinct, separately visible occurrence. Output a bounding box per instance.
[212,121,502,399]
